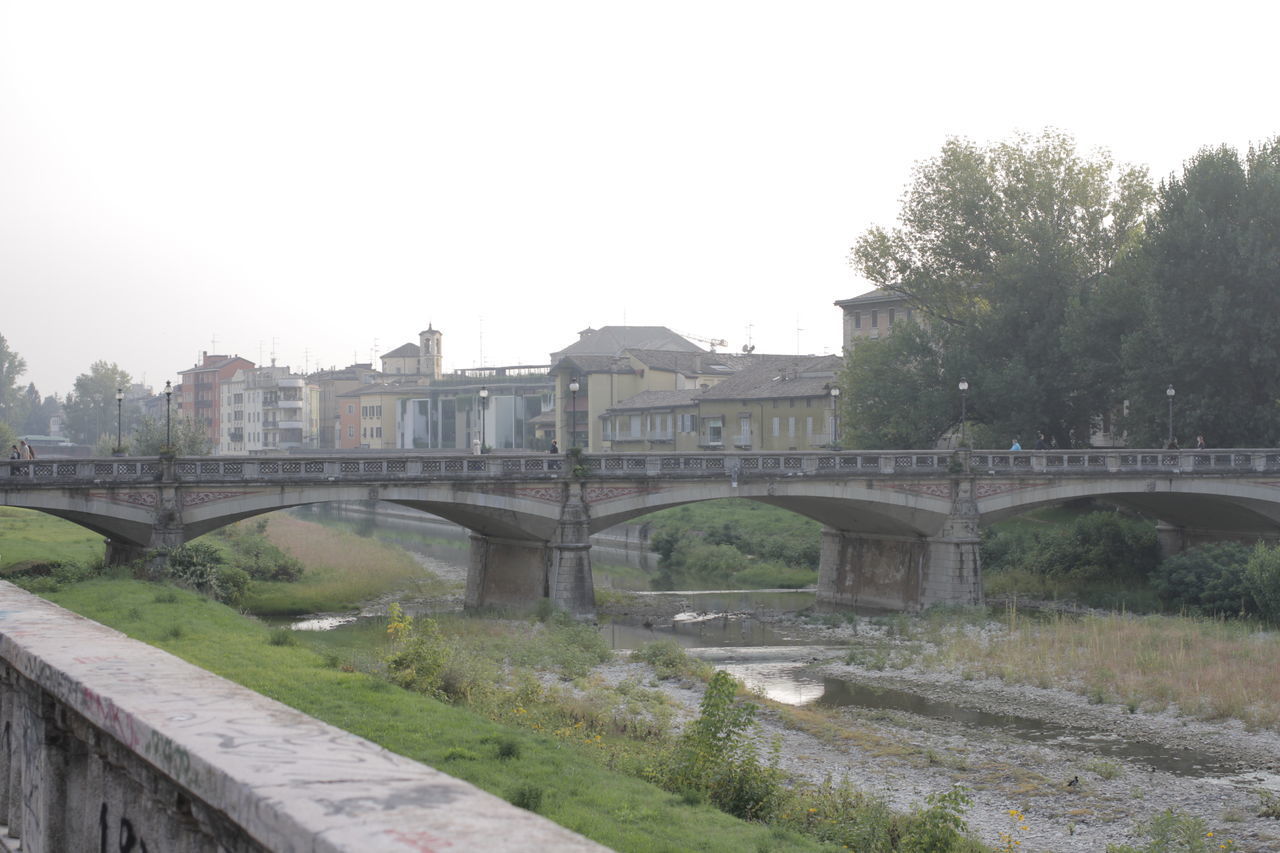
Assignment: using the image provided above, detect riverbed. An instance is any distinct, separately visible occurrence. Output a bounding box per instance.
[288,505,1280,851]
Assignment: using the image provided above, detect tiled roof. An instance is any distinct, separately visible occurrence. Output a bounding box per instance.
[608,389,705,411]
[382,342,420,359]
[700,355,842,401]
[552,326,704,359]
[834,289,913,308]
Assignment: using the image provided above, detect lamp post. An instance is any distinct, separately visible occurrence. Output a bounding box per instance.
[1166,384,1175,447]
[958,377,969,448]
[478,386,489,453]
[568,378,580,449]
[115,388,124,455]
[164,381,173,451]
[829,385,841,449]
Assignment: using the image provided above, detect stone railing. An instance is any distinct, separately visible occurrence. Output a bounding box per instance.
[0,583,603,853]
[5,449,1280,485]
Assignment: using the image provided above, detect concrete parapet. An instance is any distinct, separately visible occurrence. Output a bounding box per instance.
[0,583,605,852]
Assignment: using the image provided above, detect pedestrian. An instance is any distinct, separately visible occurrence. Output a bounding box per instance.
[1195,435,1207,449]
[8,445,18,460]
[1166,437,1179,450]
[1010,437,1022,451]
[20,440,34,459]
[549,440,559,454]
[1034,432,1047,450]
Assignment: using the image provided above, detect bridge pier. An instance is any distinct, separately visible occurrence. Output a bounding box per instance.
[463,483,596,619]
[817,479,982,612]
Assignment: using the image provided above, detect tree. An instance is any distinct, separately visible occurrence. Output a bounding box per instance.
[129,414,212,456]
[63,362,132,445]
[0,334,28,432]
[1120,139,1280,447]
[849,130,1152,448]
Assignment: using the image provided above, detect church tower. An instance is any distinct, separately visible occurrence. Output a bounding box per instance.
[418,326,443,381]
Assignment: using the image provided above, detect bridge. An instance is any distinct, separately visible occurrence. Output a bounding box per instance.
[6,448,1280,616]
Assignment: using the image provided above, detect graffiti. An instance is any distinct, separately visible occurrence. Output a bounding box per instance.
[382,827,455,851]
[100,803,149,853]
[81,688,143,750]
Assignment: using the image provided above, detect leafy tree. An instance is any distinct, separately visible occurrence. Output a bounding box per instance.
[848,130,1152,448]
[63,361,132,445]
[19,384,61,436]
[129,414,212,456]
[1245,542,1280,624]
[1120,139,1280,447]
[0,334,28,432]
[1149,541,1255,616]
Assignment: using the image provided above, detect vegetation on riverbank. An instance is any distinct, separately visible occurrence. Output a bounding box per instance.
[42,578,823,852]
[639,499,821,589]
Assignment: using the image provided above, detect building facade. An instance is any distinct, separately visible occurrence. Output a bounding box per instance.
[177,353,256,452]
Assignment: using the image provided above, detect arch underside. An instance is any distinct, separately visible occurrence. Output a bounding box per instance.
[982,484,1280,535]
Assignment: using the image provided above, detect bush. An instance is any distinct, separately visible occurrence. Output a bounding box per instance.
[983,511,1159,585]
[1150,542,1255,616]
[1245,542,1280,624]
[655,671,785,821]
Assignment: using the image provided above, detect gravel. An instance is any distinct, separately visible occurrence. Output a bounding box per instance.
[594,601,1280,852]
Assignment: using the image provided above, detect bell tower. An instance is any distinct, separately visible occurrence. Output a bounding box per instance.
[418,326,443,381]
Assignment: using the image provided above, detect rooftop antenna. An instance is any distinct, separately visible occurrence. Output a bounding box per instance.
[210,333,219,352]
[478,318,484,367]
[271,336,279,367]
[796,316,804,355]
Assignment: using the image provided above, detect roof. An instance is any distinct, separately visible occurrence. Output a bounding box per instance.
[700,355,843,401]
[552,326,704,360]
[625,349,736,377]
[834,289,914,309]
[607,389,705,411]
[550,355,637,376]
[382,342,420,359]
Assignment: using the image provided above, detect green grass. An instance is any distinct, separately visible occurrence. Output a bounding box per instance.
[239,513,456,616]
[0,507,106,569]
[44,579,822,852]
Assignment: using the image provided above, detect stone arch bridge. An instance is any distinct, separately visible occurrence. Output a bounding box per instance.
[4,449,1280,617]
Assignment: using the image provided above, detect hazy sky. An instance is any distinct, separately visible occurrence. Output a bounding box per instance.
[2,1,1275,398]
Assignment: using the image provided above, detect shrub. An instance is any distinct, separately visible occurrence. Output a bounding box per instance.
[1150,542,1254,616]
[982,511,1158,585]
[656,671,785,821]
[1245,542,1280,624]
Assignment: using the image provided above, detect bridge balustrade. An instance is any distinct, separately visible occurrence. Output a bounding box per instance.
[5,450,1280,485]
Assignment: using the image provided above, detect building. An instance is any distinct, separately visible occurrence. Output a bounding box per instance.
[310,363,384,449]
[177,353,255,451]
[548,326,740,451]
[834,290,920,352]
[219,365,318,454]
[602,355,843,452]
[379,326,444,380]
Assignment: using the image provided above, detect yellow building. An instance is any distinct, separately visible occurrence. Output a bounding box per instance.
[549,326,739,451]
[604,355,844,452]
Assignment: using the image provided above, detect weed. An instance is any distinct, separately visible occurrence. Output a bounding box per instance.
[153,589,179,603]
[267,628,297,647]
[495,737,521,760]
[164,625,184,640]
[443,747,479,761]
[125,607,143,621]
[1085,758,1123,780]
[508,784,544,812]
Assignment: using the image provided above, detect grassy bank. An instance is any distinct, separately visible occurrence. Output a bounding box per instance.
[45,578,823,852]
[242,513,452,616]
[0,507,105,568]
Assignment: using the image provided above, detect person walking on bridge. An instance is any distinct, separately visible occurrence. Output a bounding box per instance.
[1010,437,1022,451]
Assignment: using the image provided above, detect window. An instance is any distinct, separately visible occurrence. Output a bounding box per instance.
[347,404,354,415]
[788,417,796,438]
[703,417,723,445]
[888,308,896,325]
[853,311,861,329]
[806,416,813,436]
[347,426,354,438]
[871,309,878,327]
[772,417,780,437]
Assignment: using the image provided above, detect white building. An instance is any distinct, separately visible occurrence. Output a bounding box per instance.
[219,365,318,454]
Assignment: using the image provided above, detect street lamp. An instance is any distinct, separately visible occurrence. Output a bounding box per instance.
[164,381,173,450]
[958,377,969,448]
[478,386,489,453]
[1166,384,1175,447]
[568,378,580,449]
[829,385,841,449]
[115,388,124,455]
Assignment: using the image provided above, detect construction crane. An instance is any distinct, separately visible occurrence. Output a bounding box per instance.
[677,331,728,352]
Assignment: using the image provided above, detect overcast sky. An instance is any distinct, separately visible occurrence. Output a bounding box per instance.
[1,1,1275,398]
